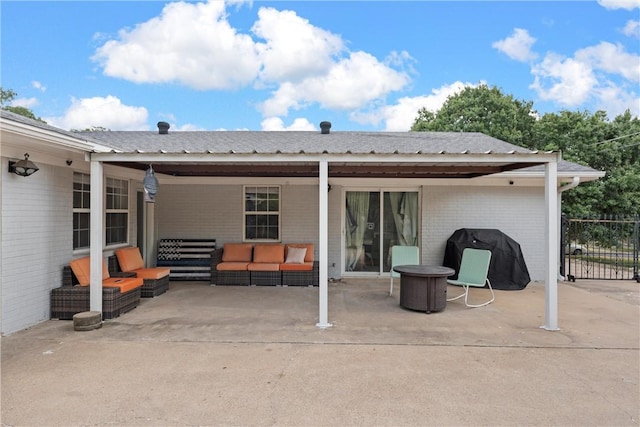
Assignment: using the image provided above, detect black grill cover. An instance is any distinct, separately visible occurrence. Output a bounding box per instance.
[443,228,531,290]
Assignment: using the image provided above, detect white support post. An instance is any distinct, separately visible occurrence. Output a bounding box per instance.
[144,203,155,267]
[543,158,560,331]
[90,160,104,313]
[317,159,332,328]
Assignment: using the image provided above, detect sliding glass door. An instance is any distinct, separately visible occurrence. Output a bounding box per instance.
[344,190,419,274]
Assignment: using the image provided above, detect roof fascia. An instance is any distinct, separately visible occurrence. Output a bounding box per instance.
[0,117,97,151]
[89,151,560,164]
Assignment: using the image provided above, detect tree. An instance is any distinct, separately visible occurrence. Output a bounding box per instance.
[1,87,17,106]
[533,109,640,216]
[0,86,46,123]
[411,84,538,148]
[411,85,639,217]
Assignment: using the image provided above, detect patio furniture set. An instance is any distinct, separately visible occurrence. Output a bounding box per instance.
[211,242,319,286]
[50,247,170,320]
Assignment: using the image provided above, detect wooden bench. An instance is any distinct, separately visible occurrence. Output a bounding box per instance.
[156,239,216,281]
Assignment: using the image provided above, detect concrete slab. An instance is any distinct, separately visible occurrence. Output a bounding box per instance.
[2,279,639,426]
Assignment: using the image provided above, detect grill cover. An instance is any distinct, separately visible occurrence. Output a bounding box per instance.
[443,228,531,290]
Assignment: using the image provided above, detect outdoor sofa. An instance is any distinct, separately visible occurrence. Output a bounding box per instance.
[211,243,318,286]
[109,247,170,297]
[51,256,143,320]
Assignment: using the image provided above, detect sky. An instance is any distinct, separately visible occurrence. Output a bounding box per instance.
[1,0,639,132]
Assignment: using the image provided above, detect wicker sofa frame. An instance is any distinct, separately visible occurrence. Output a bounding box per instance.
[108,255,170,298]
[210,246,319,287]
[50,266,141,320]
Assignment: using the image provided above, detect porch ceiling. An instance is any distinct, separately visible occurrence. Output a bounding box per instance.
[105,160,543,179]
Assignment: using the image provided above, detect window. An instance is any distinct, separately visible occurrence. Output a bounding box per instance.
[244,186,280,241]
[106,177,129,245]
[73,173,90,250]
[72,173,129,250]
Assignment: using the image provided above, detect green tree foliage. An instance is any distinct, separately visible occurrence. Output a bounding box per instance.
[411,84,538,148]
[0,86,46,123]
[412,85,640,217]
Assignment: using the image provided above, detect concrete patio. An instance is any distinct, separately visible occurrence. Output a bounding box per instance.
[2,278,639,426]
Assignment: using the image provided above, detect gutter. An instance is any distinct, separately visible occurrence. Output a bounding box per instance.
[558,176,580,193]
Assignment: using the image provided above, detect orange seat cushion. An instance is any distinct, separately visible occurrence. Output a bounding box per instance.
[115,247,145,272]
[248,262,280,271]
[217,262,250,271]
[252,244,285,263]
[69,257,110,286]
[133,267,170,280]
[102,277,144,293]
[222,244,253,262]
[285,244,314,263]
[279,262,314,271]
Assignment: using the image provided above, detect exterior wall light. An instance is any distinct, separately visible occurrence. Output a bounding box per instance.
[9,153,39,177]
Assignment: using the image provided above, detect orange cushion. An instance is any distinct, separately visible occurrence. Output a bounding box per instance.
[252,244,285,263]
[102,277,143,293]
[115,247,145,272]
[248,263,280,271]
[217,262,250,271]
[222,243,253,262]
[285,244,314,263]
[279,262,314,271]
[133,267,170,280]
[69,257,110,286]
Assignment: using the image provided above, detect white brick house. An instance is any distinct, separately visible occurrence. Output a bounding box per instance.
[0,111,604,334]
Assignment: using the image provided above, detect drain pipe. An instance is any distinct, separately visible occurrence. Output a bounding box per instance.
[557,177,581,280]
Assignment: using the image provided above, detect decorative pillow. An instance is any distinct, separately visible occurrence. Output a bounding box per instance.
[285,247,307,264]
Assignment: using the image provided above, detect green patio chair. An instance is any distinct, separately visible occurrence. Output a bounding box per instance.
[447,248,495,307]
[389,245,420,296]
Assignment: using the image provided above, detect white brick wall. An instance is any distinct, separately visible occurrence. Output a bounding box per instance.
[422,185,546,280]
[1,161,73,335]
[156,184,321,259]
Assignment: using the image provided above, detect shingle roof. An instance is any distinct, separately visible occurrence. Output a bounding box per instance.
[76,129,533,155]
[1,110,602,177]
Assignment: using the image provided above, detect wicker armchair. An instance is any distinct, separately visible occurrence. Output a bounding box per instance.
[51,264,142,320]
[110,247,170,298]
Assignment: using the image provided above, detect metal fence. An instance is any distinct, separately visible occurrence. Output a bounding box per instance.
[561,215,639,282]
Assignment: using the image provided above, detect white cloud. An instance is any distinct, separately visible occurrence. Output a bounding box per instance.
[530,53,598,105]
[11,97,39,108]
[622,19,640,38]
[529,41,639,116]
[492,28,538,62]
[351,81,476,131]
[252,7,344,83]
[91,0,411,125]
[592,81,640,117]
[45,96,149,131]
[597,0,640,10]
[31,81,46,92]
[260,117,316,131]
[260,51,410,116]
[575,42,640,82]
[92,0,261,90]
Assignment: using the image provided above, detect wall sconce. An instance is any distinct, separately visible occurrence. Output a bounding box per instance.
[143,165,159,202]
[9,153,39,177]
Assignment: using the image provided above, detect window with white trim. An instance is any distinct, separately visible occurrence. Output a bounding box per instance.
[73,172,90,250]
[72,173,130,250]
[105,177,129,245]
[244,186,280,241]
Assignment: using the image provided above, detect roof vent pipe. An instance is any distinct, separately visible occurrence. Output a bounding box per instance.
[157,121,170,135]
[320,121,331,134]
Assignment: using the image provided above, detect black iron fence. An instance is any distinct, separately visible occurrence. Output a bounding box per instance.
[561,215,639,282]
